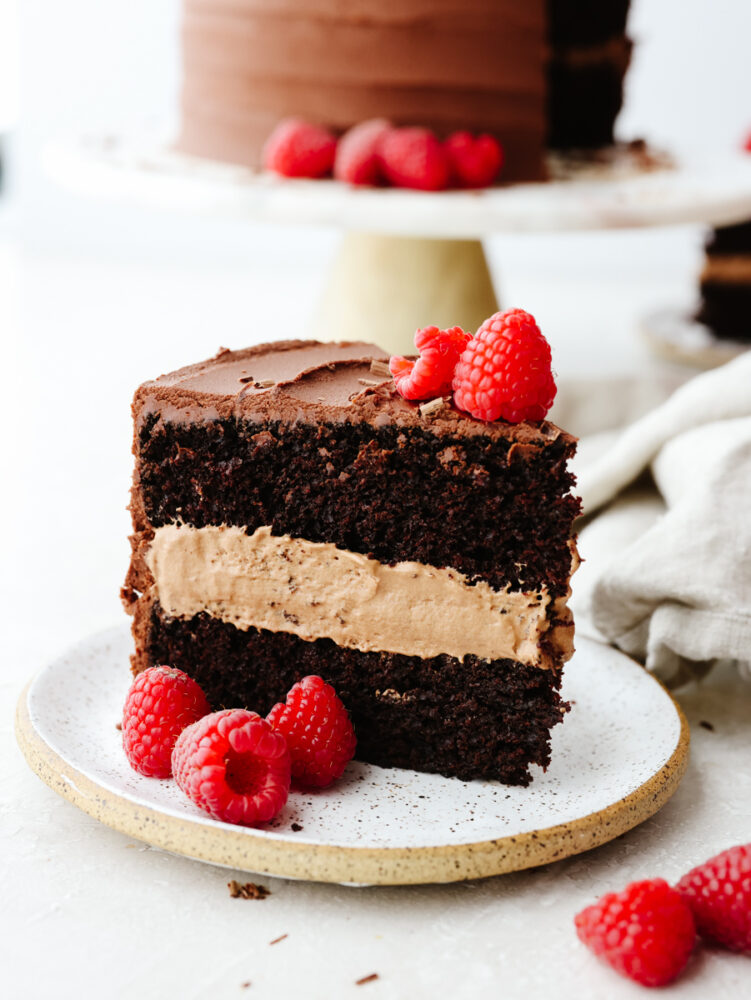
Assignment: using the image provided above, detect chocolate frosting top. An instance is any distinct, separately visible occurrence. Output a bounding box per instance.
[134,339,571,446]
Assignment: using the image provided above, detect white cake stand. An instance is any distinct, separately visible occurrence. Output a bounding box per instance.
[641,306,749,368]
[47,136,751,354]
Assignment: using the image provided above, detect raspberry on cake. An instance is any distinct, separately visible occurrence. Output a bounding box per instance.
[123,338,580,785]
[389,325,471,401]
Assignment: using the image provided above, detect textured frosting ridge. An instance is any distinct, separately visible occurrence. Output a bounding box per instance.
[179,0,548,181]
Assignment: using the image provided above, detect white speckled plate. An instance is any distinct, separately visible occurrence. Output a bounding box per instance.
[16,627,688,886]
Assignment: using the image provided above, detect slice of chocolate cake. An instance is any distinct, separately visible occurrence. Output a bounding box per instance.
[696,221,751,343]
[123,340,580,785]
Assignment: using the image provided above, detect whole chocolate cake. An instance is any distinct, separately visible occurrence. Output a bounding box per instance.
[123,340,580,785]
[696,221,751,343]
[178,0,632,182]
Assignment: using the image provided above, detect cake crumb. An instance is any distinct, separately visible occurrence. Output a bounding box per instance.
[269,934,288,946]
[356,973,380,986]
[419,397,446,419]
[240,982,251,990]
[115,722,122,731]
[228,880,271,900]
[370,360,392,378]
[699,720,715,732]
[291,822,303,832]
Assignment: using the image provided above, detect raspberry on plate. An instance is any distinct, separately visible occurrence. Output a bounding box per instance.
[677,843,751,952]
[452,308,557,423]
[334,118,391,186]
[377,127,450,191]
[267,675,356,788]
[445,131,504,188]
[575,878,696,988]
[122,665,210,778]
[262,118,337,179]
[390,325,471,401]
[172,709,291,826]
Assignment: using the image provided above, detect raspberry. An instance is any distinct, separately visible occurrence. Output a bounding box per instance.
[452,308,557,423]
[334,118,391,186]
[575,878,696,987]
[445,131,504,188]
[122,666,210,778]
[390,325,471,401]
[262,118,337,179]
[172,710,291,826]
[677,844,751,951]
[267,676,356,788]
[378,127,450,191]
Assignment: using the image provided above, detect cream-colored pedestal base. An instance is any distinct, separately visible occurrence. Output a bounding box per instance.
[311,233,499,354]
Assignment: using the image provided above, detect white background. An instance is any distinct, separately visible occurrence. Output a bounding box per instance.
[2,3,751,998]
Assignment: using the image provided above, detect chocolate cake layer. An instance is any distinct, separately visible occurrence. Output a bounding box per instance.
[132,416,577,598]
[140,602,568,785]
[696,222,751,342]
[696,283,751,343]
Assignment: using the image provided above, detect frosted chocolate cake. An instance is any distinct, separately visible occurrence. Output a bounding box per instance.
[122,340,580,785]
[696,221,751,343]
[178,0,632,183]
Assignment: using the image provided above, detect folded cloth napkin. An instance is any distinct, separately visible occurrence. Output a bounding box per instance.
[569,353,751,686]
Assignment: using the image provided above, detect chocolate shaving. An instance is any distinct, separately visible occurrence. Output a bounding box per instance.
[356,974,380,986]
[419,397,446,419]
[228,880,271,900]
[370,360,392,378]
[699,720,715,732]
[269,934,288,945]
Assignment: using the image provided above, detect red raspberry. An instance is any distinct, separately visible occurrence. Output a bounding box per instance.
[677,844,751,951]
[445,131,504,188]
[378,127,450,191]
[122,666,210,778]
[172,709,291,826]
[262,118,337,179]
[575,878,696,987]
[452,308,556,423]
[267,675,356,788]
[390,325,471,401]
[334,118,391,186]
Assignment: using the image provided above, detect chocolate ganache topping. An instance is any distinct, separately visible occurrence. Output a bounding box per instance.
[134,339,572,446]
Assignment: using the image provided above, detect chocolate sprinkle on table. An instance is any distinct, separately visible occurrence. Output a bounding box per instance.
[356,973,380,986]
[227,880,271,900]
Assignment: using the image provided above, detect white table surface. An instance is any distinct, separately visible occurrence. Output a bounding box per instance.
[2,203,750,999]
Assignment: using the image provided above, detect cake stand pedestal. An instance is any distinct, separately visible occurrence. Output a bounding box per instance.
[311,233,498,350]
[47,139,751,354]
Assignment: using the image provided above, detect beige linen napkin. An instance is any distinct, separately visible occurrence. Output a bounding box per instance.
[562,354,751,686]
